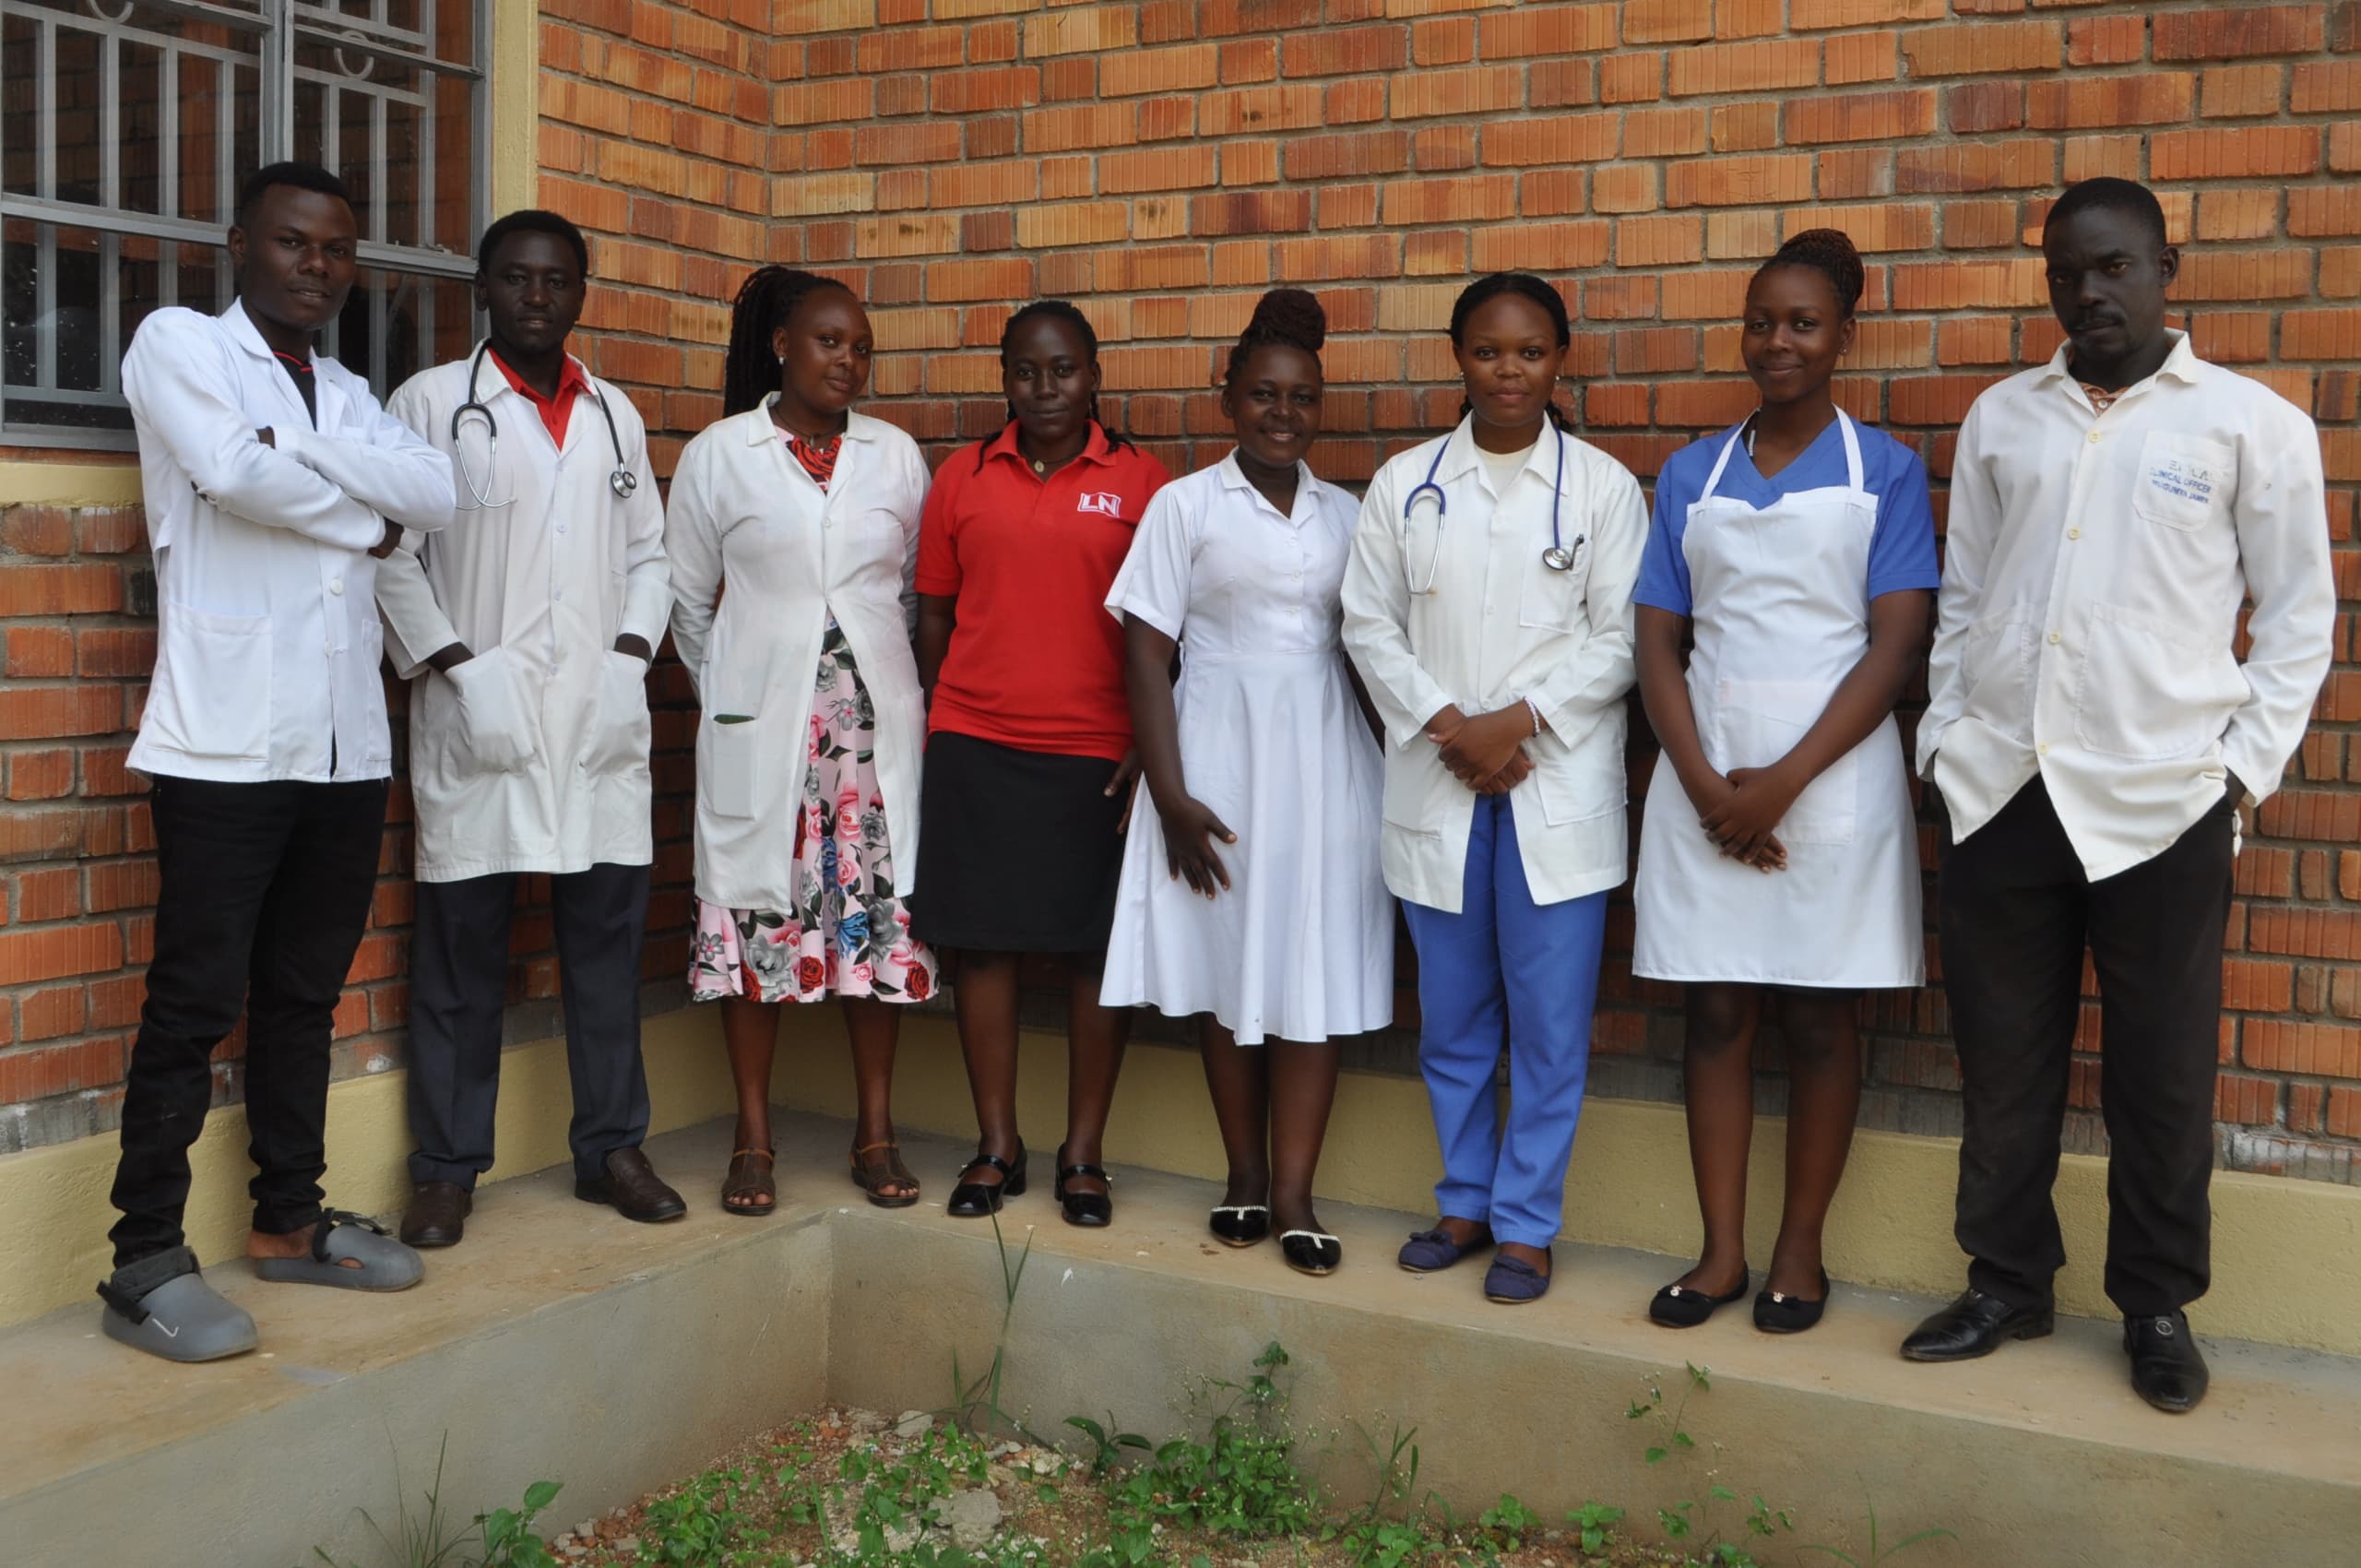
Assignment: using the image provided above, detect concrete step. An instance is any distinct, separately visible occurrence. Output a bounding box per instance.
[3,1113,2353,1568]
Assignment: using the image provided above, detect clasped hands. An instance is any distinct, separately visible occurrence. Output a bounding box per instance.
[1426,704,1536,796]
[1688,762,1800,873]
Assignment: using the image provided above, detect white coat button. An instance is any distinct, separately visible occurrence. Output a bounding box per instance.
[2086,430,2102,444]
[554,589,564,602]
[2068,529,2081,540]
[2048,632,2062,646]
[324,642,335,656]
[557,524,568,534]
[328,579,344,596]
[2038,742,2050,755]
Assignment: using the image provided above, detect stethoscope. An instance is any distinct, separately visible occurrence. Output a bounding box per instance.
[451,340,638,507]
[1406,418,1582,595]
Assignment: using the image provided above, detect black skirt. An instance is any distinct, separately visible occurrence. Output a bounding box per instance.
[911,730,1131,955]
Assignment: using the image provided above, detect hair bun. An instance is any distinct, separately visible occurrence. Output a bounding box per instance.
[1774,228,1865,306]
[1247,288,1326,352]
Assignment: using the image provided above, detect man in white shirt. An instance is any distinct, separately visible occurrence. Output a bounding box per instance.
[1904,179,2334,1413]
[379,210,681,1246]
[101,163,457,1361]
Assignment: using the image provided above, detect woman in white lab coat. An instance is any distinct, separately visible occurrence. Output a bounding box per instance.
[667,267,935,1216]
[1631,231,1937,1335]
[1341,273,1648,1306]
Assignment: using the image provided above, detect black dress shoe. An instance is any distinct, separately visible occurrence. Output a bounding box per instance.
[400,1181,471,1249]
[1210,1206,1270,1247]
[1649,1267,1750,1328]
[1900,1289,2055,1361]
[1279,1229,1342,1277]
[946,1145,1026,1218]
[1754,1268,1831,1335]
[575,1147,687,1223]
[1053,1147,1112,1228]
[2125,1312,2209,1413]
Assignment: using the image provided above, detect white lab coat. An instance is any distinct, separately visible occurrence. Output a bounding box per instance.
[665,401,931,913]
[378,349,670,882]
[1342,418,1648,914]
[119,301,456,782]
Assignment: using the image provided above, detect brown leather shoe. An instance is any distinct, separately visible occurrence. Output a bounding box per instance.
[575,1147,686,1223]
[400,1182,471,1249]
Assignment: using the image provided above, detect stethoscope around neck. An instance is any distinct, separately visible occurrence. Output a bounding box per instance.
[1405,416,1582,595]
[451,340,637,506]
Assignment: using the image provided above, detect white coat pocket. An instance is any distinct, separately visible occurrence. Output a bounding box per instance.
[149,602,273,760]
[1516,547,1590,632]
[444,647,538,776]
[700,711,764,819]
[1711,679,1857,845]
[580,650,652,778]
[2071,602,2247,762]
[2131,431,2234,532]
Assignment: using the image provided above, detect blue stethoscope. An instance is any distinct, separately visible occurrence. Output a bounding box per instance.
[451,340,637,507]
[1406,419,1582,595]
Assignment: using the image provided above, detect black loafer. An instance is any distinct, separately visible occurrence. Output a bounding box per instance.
[1053,1149,1112,1228]
[2125,1312,2209,1413]
[1900,1289,2055,1362]
[1648,1267,1750,1328]
[946,1145,1026,1218]
[1280,1229,1342,1276]
[1210,1206,1270,1247]
[575,1147,687,1224]
[400,1181,472,1249]
[1753,1268,1831,1335]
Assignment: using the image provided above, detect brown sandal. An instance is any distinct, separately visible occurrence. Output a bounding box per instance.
[721,1147,777,1217]
[849,1141,920,1209]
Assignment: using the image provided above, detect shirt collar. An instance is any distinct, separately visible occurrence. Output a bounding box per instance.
[742,393,873,446]
[1431,414,1560,490]
[1217,449,1316,523]
[2037,327,2202,390]
[983,420,1115,472]
[485,343,592,408]
[222,298,296,363]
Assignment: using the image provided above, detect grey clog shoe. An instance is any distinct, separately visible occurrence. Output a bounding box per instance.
[98,1250,259,1363]
[252,1209,424,1292]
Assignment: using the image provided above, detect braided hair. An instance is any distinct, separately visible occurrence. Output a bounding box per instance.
[981,298,1135,471]
[721,266,855,418]
[1751,228,1866,318]
[1448,271,1575,433]
[1224,287,1326,386]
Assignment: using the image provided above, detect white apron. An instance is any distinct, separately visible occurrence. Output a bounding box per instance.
[1632,411,1925,988]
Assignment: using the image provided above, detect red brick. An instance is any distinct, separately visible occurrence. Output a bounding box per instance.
[2293,61,2361,113]
[2153,6,2325,61]
[2,506,73,556]
[2151,126,2321,179]
[2068,15,2147,65]
[1479,4,1619,57]
[1903,21,2059,77]
[2026,74,2195,130]
[1786,89,1937,145]
[0,921,124,984]
[1666,39,1821,96]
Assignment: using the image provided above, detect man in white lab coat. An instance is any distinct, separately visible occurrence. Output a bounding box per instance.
[379,209,681,1246]
[1904,179,2335,1412]
[101,163,457,1361]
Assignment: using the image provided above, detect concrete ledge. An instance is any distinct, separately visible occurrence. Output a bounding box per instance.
[3,1115,2354,1568]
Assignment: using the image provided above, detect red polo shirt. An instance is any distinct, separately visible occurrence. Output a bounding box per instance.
[489,348,593,447]
[916,422,1170,760]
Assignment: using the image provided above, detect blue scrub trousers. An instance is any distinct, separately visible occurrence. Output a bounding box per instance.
[1400,792,1608,1250]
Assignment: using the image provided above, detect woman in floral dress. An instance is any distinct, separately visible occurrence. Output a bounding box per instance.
[667,266,935,1214]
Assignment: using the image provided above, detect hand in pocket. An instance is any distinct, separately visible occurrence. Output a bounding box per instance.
[445,648,537,774]
[581,649,652,777]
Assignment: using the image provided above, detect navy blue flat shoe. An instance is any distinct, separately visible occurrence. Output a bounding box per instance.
[1483,1248,1553,1305]
[1398,1222,1492,1273]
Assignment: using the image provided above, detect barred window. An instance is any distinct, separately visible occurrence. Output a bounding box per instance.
[0,0,487,446]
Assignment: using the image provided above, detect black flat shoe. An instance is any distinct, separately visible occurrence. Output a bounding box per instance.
[1210,1206,1270,1247]
[2125,1312,2209,1413]
[1053,1149,1112,1228]
[946,1144,1026,1218]
[1648,1267,1750,1328]
[1754,1268,1830,1335]
[1280,1229,1341,1277]
[1900,1288,2055,1361]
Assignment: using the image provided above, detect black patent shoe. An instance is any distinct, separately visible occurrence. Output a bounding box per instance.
[1754,1268,1831,1335]
[2125,1312,2209,1413]
[1053,1147,1112,1228]
[946,1144,1026,1218]
[1280,1229,1342,1277]
[1900,1289,2055,1361]
[1210,1206,1271,1247]
[1648,1266,1750,1328]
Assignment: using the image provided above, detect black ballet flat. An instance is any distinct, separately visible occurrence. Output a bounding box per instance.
[1280,1229,1342,1277]
[1053,1148,1112,1228]
[1648,1268,1752,1329]
[1754,1268,1831,1335]
[1210,1206,1271,1247]
[946,1144,1026,1218]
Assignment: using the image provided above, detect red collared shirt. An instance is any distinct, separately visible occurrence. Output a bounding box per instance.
[489,348,592,447]
[916,422,1170,759]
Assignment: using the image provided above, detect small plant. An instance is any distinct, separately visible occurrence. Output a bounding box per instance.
[1799,1495,1958,1567]
[1065,1414,1151,1477]
[308,1439,561,1568]
[1629,1365,1793,1568]
[1568,1500,1626,1558]
[1477,1492,1543,1547]
[948,1211,1042,1441]
[635,1462,768,1566]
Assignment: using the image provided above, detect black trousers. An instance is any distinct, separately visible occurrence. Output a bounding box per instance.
[109,776,389,1268]
[405,863,652,1187]
[1939,778,2235,1318]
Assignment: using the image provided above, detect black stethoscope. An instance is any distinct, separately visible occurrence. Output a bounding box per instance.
[1405,418,1582,595]
[451,341,637,506]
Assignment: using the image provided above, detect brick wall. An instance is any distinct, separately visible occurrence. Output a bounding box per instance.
[5,0,2359,1181]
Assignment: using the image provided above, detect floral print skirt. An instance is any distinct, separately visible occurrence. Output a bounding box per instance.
[689,623,937,1005]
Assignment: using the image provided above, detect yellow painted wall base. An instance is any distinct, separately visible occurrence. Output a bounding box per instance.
[6,1003,2358,1357]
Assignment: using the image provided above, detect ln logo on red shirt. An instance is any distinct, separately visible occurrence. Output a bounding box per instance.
[1077,492,1123,517]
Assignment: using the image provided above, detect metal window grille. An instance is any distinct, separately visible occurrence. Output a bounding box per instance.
[0,0,487,447]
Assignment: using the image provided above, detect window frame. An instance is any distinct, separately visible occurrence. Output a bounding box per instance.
[0,0,489,449]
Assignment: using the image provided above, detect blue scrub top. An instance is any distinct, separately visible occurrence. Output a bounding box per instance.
[1634,417,1940,618]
